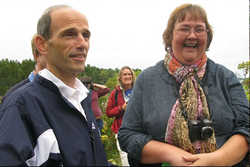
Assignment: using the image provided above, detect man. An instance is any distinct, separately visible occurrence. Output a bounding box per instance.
[2,34,47,102]
[0,5,108,166]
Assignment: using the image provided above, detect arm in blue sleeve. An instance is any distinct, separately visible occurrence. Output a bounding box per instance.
[0,104,33,166]
[228,72,249,140]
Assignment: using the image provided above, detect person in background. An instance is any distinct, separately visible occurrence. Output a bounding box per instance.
[118,4,249,167]
[0,5,108,166]
[80,76,110,133]
[2,34,47,102]
[106,66,136,166]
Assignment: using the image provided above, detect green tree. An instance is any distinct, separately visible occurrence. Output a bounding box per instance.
[0,59,21,95]
[20,59,35,79]
[0,59,35,96]
[238,61,250,101]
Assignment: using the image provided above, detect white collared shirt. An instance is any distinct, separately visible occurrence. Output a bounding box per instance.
[39,69,89,119]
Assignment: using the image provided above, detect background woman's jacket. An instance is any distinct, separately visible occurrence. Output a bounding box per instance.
[106,86,126,134]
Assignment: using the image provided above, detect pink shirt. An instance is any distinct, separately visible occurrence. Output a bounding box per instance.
[91,88,110,118]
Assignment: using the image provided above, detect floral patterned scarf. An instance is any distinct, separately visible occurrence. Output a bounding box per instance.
[164,52,216,153]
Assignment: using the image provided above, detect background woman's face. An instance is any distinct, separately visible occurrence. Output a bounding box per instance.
[120,68,133,86]
[171,15,207,65]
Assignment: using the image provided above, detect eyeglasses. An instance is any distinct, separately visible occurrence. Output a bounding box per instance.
[175,27,208,36]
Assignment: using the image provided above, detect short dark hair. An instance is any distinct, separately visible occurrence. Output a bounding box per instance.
[37,5,71,40]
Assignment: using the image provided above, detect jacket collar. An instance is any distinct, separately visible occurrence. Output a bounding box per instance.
[39,69,89,103]
[158,60,177,86]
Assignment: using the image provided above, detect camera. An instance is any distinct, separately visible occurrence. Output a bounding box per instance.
[188,119,214,142]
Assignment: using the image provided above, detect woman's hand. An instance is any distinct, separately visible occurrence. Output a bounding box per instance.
[184,135,248,166]
[167,147,199,166]
[141,140,199,166]
[184,153,216,166]
[122,103,127,111]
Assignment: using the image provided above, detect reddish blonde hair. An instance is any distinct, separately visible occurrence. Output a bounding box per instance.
[163,4,213,51]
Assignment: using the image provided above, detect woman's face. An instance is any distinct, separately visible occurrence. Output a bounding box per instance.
[120,68,133,87]
[171,15,207,65]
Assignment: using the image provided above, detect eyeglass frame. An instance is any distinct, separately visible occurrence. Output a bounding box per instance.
[174,26,209,36]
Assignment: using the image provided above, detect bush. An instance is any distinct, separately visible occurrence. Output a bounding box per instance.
[99,95,121,166]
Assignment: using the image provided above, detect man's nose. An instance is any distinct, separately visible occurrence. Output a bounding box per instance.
[76,33,89,49]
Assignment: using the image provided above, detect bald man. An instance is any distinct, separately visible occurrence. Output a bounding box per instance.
[0,5,108,166]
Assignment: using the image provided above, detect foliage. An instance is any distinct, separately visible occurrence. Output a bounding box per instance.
[99,95,121,166]
[0,59,35,96]
[238,61,250,101]
[78,64,119,85]
[238,61,250,78]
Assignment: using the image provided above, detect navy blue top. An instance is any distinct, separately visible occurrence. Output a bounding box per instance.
[0,75,108,166]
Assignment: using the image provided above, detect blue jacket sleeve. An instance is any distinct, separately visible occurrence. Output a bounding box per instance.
[227,71,249,138]
[0,104,34,166]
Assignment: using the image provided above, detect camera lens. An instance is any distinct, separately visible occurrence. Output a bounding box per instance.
[203,119,213,125]
[189,120,199,125]
[188,120,201,142]
[201,126,213,140]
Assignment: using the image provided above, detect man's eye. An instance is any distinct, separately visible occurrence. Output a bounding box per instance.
[82,32,90,39]
[64,31,76,37]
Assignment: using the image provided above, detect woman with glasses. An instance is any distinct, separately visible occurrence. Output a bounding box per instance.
[118,4,249,166]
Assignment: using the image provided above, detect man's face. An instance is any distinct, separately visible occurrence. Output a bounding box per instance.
[46,8,90,78]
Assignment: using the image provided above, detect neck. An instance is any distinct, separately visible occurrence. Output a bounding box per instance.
[172,52,203,66]
[60,76,76,88]
[47,67,77,88]
[33,64,40,75]
[123,84,132,91]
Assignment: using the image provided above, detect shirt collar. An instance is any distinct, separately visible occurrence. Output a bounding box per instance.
[39,69,89,102]
[28,71,35,82]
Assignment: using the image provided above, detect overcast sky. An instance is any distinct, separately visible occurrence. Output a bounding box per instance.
[0,0,249,74]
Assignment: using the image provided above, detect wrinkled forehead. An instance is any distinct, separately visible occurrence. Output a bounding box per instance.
[50,8,89,33]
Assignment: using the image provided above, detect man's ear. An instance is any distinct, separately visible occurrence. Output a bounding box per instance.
[35,35,48,55]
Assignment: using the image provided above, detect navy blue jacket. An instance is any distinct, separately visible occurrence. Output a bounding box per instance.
[0,75,108,166]
[2,78,30,103]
